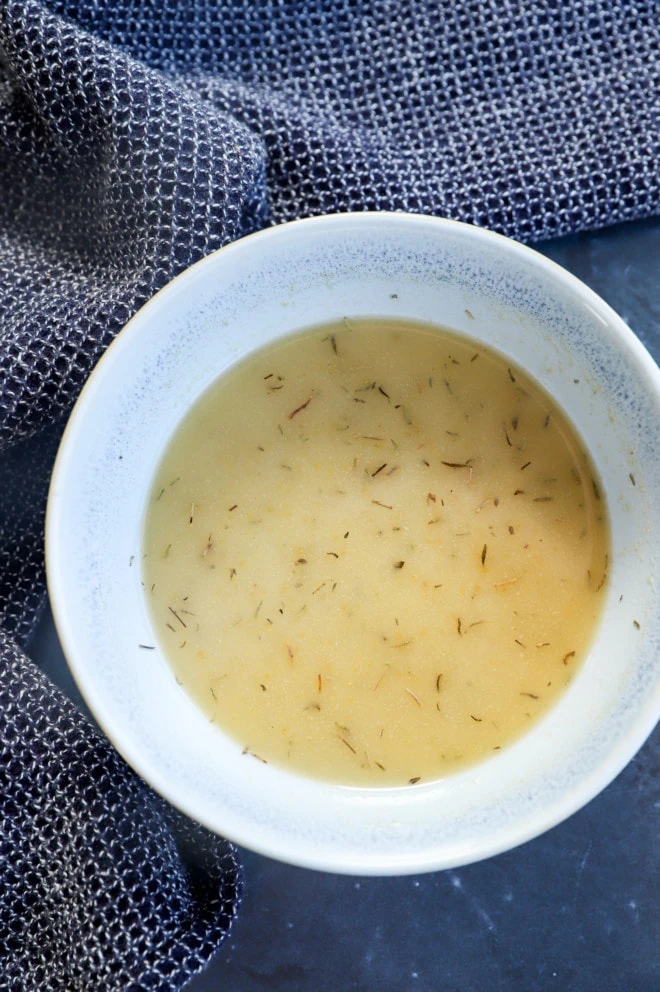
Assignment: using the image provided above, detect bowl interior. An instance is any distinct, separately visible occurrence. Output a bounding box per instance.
[47,214,660,874]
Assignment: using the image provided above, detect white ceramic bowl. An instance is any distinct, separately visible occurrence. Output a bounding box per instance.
[47,214,660,875]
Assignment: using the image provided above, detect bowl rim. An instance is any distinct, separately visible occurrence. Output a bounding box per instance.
[46,212,660,874]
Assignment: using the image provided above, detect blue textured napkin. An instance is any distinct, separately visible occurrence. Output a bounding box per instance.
[0,1,658,988]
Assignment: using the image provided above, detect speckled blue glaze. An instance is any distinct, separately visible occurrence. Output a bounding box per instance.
[46,214,660,878]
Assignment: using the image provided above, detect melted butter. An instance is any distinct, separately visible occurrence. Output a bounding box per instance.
[143,319,609,786]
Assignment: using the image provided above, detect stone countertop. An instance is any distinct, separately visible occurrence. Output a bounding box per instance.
[30,217,660,992]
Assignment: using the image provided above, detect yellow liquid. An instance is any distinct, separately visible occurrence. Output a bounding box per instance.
[143,319,609,786]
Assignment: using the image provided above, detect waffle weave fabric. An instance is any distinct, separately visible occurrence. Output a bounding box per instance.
[0,1,658,988]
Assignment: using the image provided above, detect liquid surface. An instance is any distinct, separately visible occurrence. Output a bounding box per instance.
[143,319,609,786]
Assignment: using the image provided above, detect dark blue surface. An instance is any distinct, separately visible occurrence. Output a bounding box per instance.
[31,218,659,992]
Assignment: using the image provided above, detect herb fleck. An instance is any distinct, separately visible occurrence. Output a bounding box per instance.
[168,606,187,629]
[289,397,312,420]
